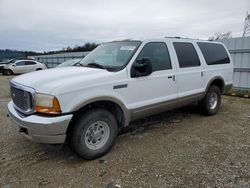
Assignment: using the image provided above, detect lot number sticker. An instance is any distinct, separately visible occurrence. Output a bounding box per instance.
[120,46,136,51]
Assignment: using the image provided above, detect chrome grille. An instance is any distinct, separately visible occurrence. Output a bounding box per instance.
[10,83,34,113]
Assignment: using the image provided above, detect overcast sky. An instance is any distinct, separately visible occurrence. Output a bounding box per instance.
[0,0,249,51]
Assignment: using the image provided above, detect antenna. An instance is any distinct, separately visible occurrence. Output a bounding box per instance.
[243,12,250,37]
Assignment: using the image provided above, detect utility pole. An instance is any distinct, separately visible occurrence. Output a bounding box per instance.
[243,12,250,37]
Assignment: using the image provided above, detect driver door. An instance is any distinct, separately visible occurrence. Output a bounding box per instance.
[11,61,26,74]
[126,42,178,118]
[24,61,37,72]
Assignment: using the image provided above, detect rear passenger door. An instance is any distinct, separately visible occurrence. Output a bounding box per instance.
[24,61,37,72]
[173,42,205,98]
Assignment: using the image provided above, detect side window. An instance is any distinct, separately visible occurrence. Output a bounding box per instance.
[173,42,200,68]
[15,61,26,66]
[136,42,172,71]
[25,61,36,65]
[197,42,230,65]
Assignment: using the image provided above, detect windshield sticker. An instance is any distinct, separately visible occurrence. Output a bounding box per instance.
[120,46,136,51]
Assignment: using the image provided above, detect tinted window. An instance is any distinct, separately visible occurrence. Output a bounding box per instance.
[173,42,200,68]
[15,61,26,66]
[197,42,230,65]
[25,61,36,65]
[136,42,172,71]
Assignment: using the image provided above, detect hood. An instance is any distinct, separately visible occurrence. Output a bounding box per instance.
[12,67,112,94]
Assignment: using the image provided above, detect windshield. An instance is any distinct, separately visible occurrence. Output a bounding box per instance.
[6,59,16,64]
[79,41,141,71]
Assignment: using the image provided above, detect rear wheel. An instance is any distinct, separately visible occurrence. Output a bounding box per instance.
[3,69,13,75]
[199,85,221,115]
[36,68,42,71]
[69,109,118,159]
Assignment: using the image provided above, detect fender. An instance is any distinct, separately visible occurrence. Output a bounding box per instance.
[204,76,225,95]
[71,96,132,127]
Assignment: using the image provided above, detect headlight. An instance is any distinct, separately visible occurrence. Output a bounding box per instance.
[35,93,61,114]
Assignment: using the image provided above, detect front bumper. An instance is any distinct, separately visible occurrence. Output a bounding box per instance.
[7,101,73,144]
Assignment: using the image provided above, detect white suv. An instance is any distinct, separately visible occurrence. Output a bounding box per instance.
[7,38,233,159]
[3,59,47,75]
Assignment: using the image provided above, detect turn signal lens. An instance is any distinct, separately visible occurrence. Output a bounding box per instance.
[35,93,61,114]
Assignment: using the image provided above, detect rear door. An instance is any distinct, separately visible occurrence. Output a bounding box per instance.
[173,42,205,98]
[24,61,37,72]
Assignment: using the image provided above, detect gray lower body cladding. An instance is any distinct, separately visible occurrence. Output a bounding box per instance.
[130,92,204,121]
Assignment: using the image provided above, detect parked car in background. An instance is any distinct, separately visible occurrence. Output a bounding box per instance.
[2,59,47,75]
[1,58,32,74]
[56,59,82,68]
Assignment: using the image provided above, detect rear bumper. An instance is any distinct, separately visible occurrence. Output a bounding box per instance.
[7,101,73,144]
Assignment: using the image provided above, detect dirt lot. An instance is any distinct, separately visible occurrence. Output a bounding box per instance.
[0,75,250,188]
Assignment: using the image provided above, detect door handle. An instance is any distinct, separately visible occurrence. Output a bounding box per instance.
[201,71,204,77]
[168,75,175,81]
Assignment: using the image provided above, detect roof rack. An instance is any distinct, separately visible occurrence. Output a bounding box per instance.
[165,36,181,39]
[165,36,205,41]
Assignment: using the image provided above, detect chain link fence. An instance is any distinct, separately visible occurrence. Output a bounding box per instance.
[31,51,90,68]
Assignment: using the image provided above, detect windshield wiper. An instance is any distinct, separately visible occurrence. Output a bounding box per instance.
[84,63,120,72]
[85,63,106,69]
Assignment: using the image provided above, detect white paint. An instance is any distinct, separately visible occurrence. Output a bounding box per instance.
[11,38,233,114]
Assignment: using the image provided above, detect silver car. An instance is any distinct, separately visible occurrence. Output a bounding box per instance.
[3,59,47,75]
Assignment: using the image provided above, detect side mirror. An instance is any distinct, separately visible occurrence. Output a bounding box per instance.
[12,64,16,67]
[131,57,153,78]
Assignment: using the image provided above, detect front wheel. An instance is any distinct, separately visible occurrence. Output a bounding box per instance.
[199,85,221,115]
[3,69,13,75]
[69,109,118,159]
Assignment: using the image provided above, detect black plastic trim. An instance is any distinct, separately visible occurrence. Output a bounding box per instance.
[113,84,128,89]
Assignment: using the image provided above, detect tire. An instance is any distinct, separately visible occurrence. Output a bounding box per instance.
[199,85,221,115]
[3,69,13,75]
[36,68,42,71]
[69,109,118,159]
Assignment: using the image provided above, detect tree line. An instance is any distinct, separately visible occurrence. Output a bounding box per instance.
[0,42,99,56]
[43,42,98,54]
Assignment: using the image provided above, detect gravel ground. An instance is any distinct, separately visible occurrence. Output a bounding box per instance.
[0,75,250,188]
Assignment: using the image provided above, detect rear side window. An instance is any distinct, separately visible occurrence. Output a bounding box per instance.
[173,42,200,68]
[25,61,36,65]
[137,42,172,71]
[197,42,230,65]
